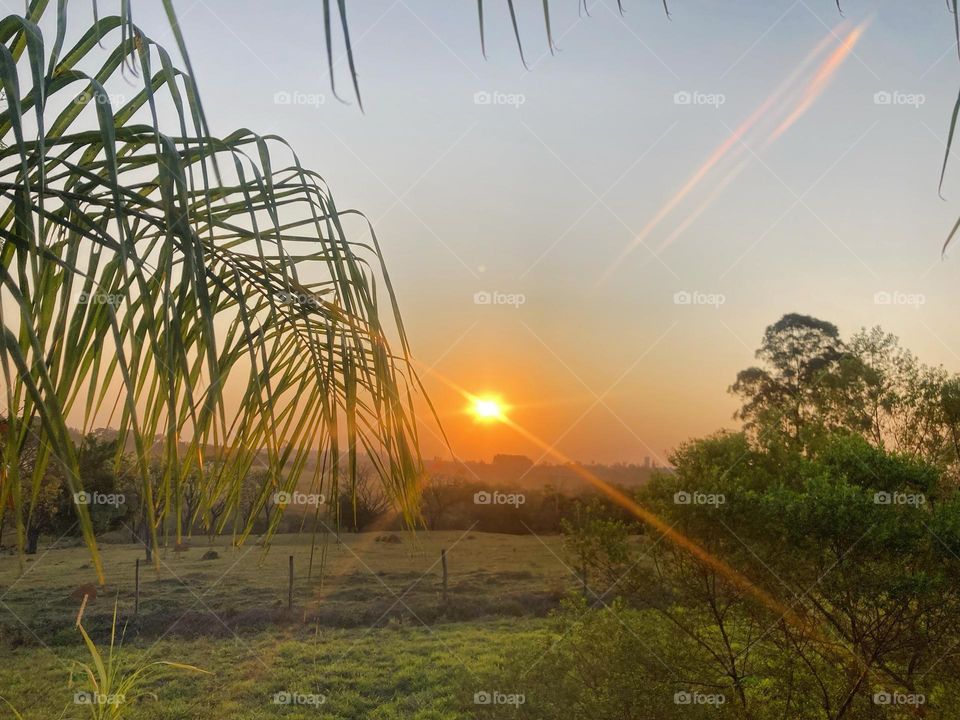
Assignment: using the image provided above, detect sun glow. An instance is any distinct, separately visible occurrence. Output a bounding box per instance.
[470,396,505,422]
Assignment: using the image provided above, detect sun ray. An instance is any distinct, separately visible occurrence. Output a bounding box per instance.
[416,363,802,625]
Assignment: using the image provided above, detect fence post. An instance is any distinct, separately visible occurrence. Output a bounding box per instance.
[441,548,449,606]
[134,558,140,616]
[288,555,294,612]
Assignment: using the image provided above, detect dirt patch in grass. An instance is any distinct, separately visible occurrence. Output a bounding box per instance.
[0,531,580,646]
[0,584,566,646]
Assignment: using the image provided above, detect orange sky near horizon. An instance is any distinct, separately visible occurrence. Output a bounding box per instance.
[406,22,875,465]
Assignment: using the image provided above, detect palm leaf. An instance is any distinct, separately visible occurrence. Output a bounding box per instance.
[0,2,426,580]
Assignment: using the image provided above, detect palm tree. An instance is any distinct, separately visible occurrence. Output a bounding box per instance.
[0,1,425,581]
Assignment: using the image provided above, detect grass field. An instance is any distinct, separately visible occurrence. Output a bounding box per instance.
[0,531,578,719]
[2,620,549,719]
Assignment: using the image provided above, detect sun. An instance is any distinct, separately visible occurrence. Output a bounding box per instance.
[470,396,505,422]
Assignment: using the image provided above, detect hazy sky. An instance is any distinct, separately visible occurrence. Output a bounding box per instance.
[131,0,960,464]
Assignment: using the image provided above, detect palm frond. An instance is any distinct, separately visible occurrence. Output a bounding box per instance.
[323,1,654,107]
[0,3,425,580]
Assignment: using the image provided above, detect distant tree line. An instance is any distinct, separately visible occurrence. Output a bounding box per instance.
[425,454,661,492]
[1,434,644,557]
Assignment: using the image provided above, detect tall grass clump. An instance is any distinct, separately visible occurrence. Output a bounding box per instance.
[70,597,207,719]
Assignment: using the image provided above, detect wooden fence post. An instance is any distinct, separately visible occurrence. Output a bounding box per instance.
[288,555,294,612]
[441,549,449,606]
[134,558,140,616]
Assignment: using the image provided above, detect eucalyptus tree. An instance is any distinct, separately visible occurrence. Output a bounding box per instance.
[730,314,847,448]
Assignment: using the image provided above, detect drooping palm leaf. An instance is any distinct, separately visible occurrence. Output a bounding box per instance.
[323,1,656,109]
[0,2,425,581]
[319,1,960,254]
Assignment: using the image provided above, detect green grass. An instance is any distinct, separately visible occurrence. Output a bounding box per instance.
[0,531,576,718]
[1,618,549,719]
[0,531,577,646]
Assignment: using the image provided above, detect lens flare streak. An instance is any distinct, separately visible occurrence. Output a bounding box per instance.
[600,21,865,277]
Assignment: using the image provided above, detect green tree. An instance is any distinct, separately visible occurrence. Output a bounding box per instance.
[843,327,954,462]
[731,314,846,448]
[3,428,129,554]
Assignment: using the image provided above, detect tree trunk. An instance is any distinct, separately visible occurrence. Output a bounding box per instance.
[144,523,153,563]
[139,508,153,562]
[26,524,40,555]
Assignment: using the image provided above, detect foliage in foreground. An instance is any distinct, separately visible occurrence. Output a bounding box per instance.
[70,599,207,719]
[527,315,960,719]
[0,1,425,580]
[500,438,960,718]
[1,620,544,720]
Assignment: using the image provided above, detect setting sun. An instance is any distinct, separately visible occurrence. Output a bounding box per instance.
[471,396,505,422]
